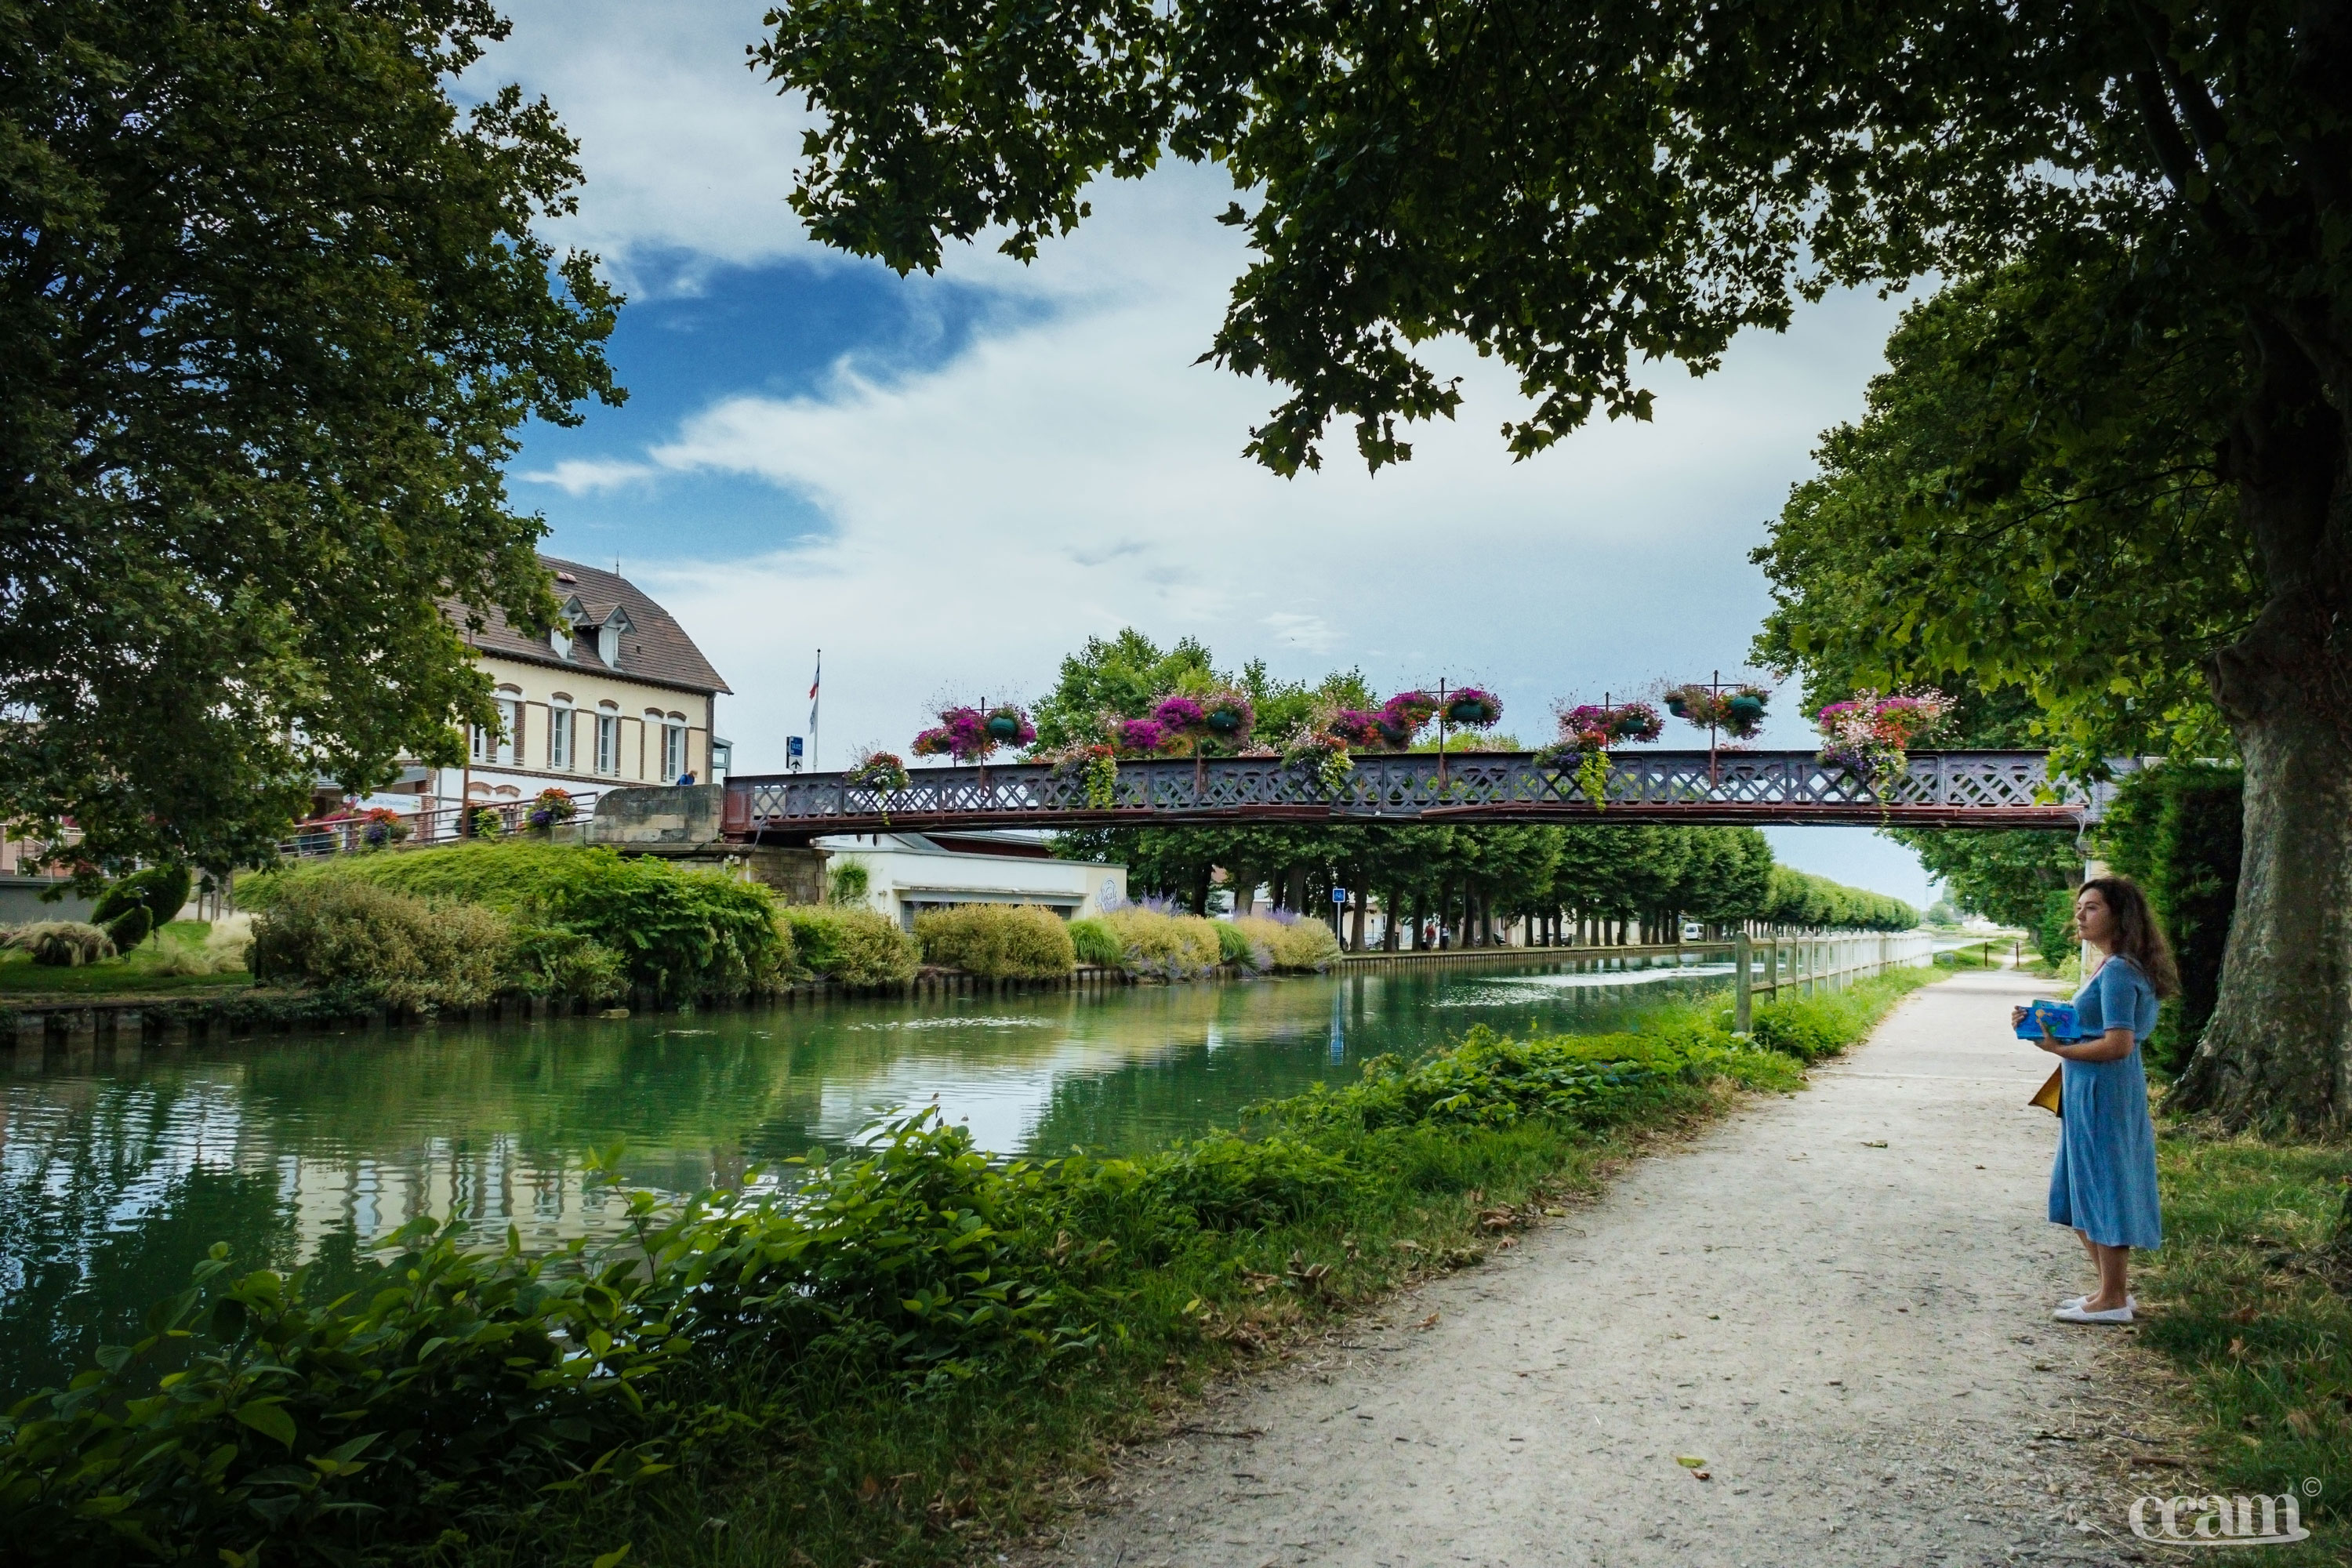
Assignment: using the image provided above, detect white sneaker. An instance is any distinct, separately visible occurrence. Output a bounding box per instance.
[2054,1301,2134,1324]
[2059,1294,2136,1312]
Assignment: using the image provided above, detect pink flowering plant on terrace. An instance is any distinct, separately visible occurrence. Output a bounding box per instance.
[1814,688,1955,777]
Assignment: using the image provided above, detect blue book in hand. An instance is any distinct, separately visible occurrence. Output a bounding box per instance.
[2015,1000,2078,1041]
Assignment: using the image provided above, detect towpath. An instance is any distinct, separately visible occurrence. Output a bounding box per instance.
[1029,969,2170,1568]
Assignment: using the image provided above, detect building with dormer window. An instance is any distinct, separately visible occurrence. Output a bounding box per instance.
[362,557,732,816]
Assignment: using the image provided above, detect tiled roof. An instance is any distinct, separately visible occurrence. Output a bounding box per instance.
[445,556,731,695]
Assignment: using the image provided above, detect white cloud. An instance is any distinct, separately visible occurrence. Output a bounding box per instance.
[521,457,662,495]
[608,230,1904,779]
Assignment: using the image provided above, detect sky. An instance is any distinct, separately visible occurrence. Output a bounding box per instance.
[475,2,1938,906]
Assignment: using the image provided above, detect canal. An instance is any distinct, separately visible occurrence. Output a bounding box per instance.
[0,953,1732,1397]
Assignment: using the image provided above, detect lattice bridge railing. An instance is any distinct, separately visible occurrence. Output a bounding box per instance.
[720,750,2098,841]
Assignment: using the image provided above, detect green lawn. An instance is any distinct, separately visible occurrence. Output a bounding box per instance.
[2137,1124,2352,1563]
[0,920,253,999]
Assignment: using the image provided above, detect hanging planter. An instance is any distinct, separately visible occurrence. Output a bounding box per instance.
[1327,708,1392,749]
[1282,723,1356,793]
[1666,682,1772,741]
[912,706,996,763]
[1815,688,1953,778]
[1112,717,1168,757]
[1535,724,1616,808]
[1200,689,1255,743]
[849,750,911,793]
[1444,688,1503,728]
[984,702,1036,746]
[1048,742,1121,808]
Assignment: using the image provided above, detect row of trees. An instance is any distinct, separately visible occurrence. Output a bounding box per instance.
[1054,819,1915,948]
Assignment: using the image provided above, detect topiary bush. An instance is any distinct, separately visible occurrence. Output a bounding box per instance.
[1097,905,1222,979]
[1067,916,1121,967]
[90,865,194,953]
[913,904,1076,979]
[249,880,510,1011]
[778,906,920,986]
[5,921,116,967]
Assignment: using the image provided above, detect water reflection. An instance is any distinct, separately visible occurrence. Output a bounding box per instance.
[1,956,1726,1396]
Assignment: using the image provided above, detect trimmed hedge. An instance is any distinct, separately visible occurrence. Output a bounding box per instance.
[1230,913,1343,972]
[245,843,789,1000]
[2100,762,2243,1073]
[777,905,920,986]
[1098,905,1223,978]
[249,881,512,1011]
[914,904,1076,979]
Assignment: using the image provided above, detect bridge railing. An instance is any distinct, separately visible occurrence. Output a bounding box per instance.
[723,750,2099,837]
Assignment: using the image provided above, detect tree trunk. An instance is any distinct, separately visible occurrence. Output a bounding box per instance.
[2174,350,2352,1132]
[1350,878,1368,951]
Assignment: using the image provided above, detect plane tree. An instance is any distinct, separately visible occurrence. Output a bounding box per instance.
[758,0,2352,1129]
[4,0,620,877]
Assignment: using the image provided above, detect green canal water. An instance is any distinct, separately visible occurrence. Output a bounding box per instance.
[0,955,1731,1398]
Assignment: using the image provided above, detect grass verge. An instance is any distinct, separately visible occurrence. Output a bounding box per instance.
[3,967,1939,1568]
[2133,1123,2352,1561]
[0,920,253,998]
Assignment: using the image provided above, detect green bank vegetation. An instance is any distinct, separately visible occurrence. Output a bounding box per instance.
[2139,1127,2351,1559]
[225,843,1370,1008]
[0,969,1940,1567]
[0,919,254,997]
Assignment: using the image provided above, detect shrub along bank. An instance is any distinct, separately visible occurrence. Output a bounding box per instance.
[244,843,787,1004]
[0,967,1940,1568]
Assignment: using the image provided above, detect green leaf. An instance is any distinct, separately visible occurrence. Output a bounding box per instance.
[592,1544,633,1568]
[234,1399,298,1450]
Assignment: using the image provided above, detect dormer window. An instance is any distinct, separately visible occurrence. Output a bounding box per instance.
[550,594,588,660]
[597,606,633,667]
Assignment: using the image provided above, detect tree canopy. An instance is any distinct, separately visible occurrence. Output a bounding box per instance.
[754,0,2352,1125]
[3,0,620,877]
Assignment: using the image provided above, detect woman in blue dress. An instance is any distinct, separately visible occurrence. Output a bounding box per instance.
[2013,876,2174,1324]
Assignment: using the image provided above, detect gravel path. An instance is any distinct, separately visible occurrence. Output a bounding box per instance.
[1028,970,2177,1568]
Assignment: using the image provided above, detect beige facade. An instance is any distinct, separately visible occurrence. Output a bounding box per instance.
[456,651,718,804]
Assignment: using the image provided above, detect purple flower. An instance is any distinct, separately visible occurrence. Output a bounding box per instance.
[1152,696,1207,731]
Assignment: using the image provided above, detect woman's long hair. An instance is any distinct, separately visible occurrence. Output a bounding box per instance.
[2080,875,2181,999]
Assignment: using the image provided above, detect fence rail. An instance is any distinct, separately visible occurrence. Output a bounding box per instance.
[278,793,602,860]
[725,750,2102,841]
[1731,930,1939,1031]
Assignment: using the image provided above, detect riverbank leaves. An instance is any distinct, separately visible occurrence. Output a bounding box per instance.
[2,971,1944,1566]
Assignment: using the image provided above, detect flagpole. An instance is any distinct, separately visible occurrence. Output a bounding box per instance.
[810,649,822,772]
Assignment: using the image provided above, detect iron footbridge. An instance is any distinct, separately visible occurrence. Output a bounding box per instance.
[721,750,2103,844]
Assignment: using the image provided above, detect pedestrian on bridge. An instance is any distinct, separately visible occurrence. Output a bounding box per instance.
[2016,876,2175,1325]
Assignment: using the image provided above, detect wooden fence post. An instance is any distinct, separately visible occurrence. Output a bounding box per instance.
[1734,931,1753,1033]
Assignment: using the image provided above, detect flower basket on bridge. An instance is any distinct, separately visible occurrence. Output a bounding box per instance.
[1815,689,1954,779]
[1049,742,1122,809]
[527,788,576,828]
[983,703,1036,746]
[1377,690,1439,747]
[1200,689,1255,746]
[1281,724,1355,793]
[1443,688,1503,728]
[913,706,999,763]
[1112,717,1167,757]
[850,750,912,795]
[1665,682,1770,740]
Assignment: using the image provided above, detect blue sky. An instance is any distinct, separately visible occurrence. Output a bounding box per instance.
[478,2,1939,905]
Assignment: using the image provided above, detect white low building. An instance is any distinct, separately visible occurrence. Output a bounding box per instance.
[818,831,1126,929]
